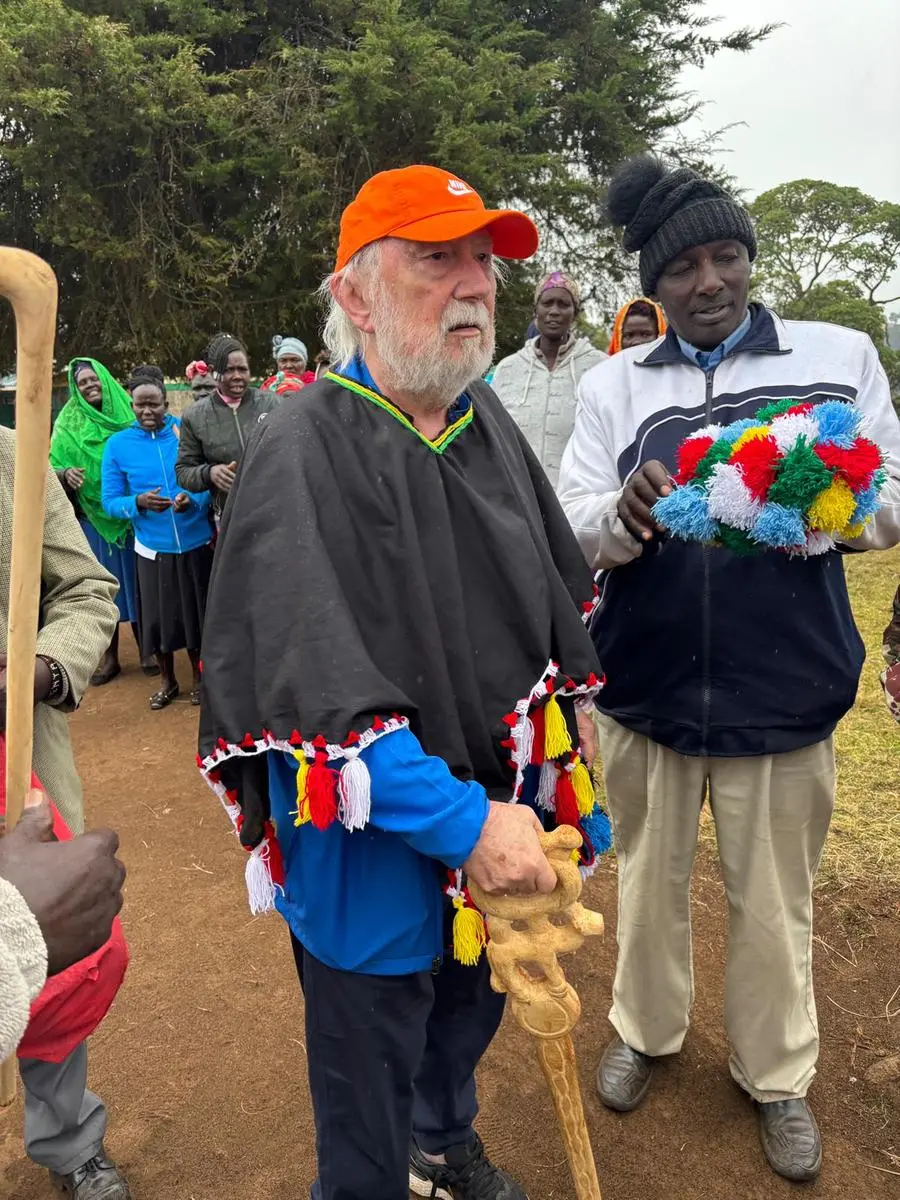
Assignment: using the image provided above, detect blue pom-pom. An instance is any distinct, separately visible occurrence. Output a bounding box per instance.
[815,400,861,449]
[719,418,758,444]
[750,502,806,548]
[851,482,881,524]
[653,484,719,541]
[581,806,612,856]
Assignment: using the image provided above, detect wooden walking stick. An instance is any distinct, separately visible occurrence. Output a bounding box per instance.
[468,825,605,1200]
[0,248,58,1107]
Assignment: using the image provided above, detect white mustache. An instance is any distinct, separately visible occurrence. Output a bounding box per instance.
[442,302,490,334]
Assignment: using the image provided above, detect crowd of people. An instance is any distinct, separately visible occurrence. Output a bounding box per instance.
[1,155,898,1200]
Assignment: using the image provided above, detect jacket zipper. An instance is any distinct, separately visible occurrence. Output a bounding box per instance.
[232,405,246,453]
[152,429,182,555]
[700,367,715,757]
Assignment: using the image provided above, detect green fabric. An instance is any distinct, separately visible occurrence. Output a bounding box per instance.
[50,358,135,547]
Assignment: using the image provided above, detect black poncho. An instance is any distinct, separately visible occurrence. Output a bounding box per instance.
[199,371,608,895]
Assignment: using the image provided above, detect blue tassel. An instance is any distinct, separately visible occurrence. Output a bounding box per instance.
[851,482,881,524]
[719,418,758,444]
[653,485,719,541]
[815,400,861,449]
[581,806,612,856]
[750,502,806,548]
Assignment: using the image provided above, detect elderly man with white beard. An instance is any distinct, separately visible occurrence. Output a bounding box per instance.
[196,165,607,1200]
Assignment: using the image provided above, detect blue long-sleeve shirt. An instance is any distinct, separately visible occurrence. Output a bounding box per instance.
[102,417,212,554]
[268,727,490,974]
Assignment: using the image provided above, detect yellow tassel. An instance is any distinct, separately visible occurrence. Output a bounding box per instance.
[808,477,856,532]
[731,425,771,452]
[842,520,866,539]
[571,760,596,817]
[543,693,572,759]
[571,849,581,864]
[292,751,311,826]
[452,896,487,966]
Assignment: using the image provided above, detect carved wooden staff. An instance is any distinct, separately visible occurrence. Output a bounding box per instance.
[0,248,58,1107]
[468,825,605,1200]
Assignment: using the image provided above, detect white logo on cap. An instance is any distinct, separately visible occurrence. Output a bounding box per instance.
[448,179,473,197]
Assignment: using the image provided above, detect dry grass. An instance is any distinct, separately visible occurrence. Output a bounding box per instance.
[823,546,900,891]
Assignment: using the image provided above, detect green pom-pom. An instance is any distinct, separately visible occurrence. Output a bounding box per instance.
[755,397,800,423]
[716,525,758,556]
[694,439,733,484]
[873,467,887,492]
[769,438,832,510]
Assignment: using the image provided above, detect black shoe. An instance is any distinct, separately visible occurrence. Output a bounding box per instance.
[757,1098,822,1182]
[49,1150,131,1199]
[596,1034,655,1112]
[409,1133,528,1199]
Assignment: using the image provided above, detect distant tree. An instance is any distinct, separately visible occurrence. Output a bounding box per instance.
[0,0,773,373]
[751,180,900,309]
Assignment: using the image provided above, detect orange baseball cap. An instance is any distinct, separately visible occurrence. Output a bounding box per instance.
[335,165,539,271]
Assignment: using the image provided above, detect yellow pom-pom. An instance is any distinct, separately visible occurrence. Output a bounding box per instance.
[452,896,487,966]
[571,759,596,817]
[543,693,573,759]
[842,521,867,539]
[808,477,856,532]
[731,425,771,452]
[292,751,311,826]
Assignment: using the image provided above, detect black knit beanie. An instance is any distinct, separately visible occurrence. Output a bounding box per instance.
[607,155,757,296]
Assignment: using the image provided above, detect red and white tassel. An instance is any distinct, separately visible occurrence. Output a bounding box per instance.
[339,747,371,831]
[245,838,277,915]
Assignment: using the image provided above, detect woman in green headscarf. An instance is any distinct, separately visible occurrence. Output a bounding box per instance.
[51,358,141,684]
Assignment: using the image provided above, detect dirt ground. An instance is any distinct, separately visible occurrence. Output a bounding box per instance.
[1,634,898,1199]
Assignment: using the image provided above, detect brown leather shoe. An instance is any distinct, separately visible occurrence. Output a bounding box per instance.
[596,1035,655,1112]
[757,1098,822,1182]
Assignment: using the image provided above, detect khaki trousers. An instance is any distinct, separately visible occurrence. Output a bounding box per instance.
[596,714,835,1101]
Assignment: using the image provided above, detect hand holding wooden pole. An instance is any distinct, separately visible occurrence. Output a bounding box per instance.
[0,247,58,1107]
[468,826,605,1200]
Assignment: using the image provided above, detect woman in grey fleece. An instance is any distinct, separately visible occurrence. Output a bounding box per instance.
[491,271,606,487]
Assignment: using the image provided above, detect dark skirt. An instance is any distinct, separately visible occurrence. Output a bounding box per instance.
[136,543,214,656]
[80,521,139,624]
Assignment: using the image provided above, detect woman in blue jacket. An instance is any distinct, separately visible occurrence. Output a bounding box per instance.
[102,370,213,709]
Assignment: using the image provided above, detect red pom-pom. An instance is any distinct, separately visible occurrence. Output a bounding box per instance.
[675,435,714,485]
[554,770,580,827]
[240,732,256,749]
[731,434,780,500]
[344,729,361,746]
[502,712,518,728]
[500,737,515,750]
[372,716,385,732]
[814,438,881,492]
[564,678,576,692]
[581,600,594,614]
[586,672,599,687]
[289,730,303,747]
[785,402,814,416]
[307,757,338,830]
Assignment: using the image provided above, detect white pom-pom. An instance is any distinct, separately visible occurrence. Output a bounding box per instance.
[706,462,762,530]
[245,840,277,915]
[805,531,835,556]
[339,748,371,832]
[769,412,819,453]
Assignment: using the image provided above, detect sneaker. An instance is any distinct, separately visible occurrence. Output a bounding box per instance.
[409,1133,528,1199]
[49,1149,132,1199]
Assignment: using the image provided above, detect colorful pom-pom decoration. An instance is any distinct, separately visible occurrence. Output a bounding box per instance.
[652,399,885,557]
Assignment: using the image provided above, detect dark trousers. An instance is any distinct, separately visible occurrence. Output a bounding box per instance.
[292,935,506,1200]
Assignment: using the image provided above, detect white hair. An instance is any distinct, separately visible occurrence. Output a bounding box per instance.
[318,243,383,368]
[318,240,508,369]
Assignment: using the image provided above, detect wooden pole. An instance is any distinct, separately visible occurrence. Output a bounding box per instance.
[468,826,605,1200]
[0,248,58,1107]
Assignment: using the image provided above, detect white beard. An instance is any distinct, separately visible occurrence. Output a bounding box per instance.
[368,293,495,411]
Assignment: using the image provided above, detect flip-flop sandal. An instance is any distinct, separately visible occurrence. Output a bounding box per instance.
[190,689,202,706]
[149,684,179,710]
[91,664,122,687]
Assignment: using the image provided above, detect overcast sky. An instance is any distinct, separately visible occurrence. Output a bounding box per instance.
[680,0,900,305]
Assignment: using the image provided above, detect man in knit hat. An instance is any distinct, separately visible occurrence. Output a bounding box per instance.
[557,155,900,1182]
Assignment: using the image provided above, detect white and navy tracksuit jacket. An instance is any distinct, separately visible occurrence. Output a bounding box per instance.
[558,305,900,758]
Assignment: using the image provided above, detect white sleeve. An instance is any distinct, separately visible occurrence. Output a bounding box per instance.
[0,877,48,1060]
[845,338,900,551]
[557,370,643,570]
